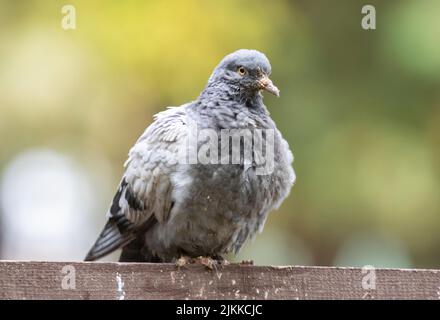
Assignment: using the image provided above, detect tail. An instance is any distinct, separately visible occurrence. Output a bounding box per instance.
[85,177,160,261]
[84,217,137,261]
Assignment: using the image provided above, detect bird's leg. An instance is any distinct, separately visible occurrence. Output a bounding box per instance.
[175,255,193,268]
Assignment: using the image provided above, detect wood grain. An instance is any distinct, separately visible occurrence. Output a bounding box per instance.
[0,261,439,300]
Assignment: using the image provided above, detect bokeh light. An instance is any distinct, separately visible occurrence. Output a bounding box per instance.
[0,149,96,260]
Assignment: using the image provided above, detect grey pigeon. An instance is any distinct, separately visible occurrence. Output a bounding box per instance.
[85,49,295,263]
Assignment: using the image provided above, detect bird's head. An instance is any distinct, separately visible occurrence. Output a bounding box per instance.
[208,49,280,98]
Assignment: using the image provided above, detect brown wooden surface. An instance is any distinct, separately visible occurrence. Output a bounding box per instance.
[0,261,439,300]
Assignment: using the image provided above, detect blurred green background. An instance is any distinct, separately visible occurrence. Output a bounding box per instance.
[0,0,439,268]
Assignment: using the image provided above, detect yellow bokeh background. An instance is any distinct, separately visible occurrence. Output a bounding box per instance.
[0,0,439,267]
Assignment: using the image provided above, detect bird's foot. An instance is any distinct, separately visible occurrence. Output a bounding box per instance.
[195,255,231,270]
[175,255,229,270]
[175,255,192,268]
[239,259,254,265]
[194,256,218,270]
[175,255,216,269]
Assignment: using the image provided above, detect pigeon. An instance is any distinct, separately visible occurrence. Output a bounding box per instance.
[85,49,295,264]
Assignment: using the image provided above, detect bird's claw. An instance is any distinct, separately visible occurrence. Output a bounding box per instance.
[175,255,192,268]
[195,256,216,270]
[195,256,231,270]
[175,255,228,270]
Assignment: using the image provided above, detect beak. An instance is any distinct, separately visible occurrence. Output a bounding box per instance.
[259,74,280,97]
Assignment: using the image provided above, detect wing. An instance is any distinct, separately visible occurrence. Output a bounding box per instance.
[85,105,188,261]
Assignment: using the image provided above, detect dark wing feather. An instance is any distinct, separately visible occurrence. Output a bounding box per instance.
[85,180,141,261]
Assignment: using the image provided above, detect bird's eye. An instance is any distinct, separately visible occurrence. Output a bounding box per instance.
[237,66,246,76]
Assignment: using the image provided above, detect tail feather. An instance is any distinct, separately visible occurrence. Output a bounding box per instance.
[85,213,158,261]
[84,218,136,261]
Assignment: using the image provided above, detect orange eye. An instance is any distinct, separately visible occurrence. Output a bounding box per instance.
[237,67,246,75]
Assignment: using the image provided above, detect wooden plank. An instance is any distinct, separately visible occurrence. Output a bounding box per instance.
[0,261,439,299]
